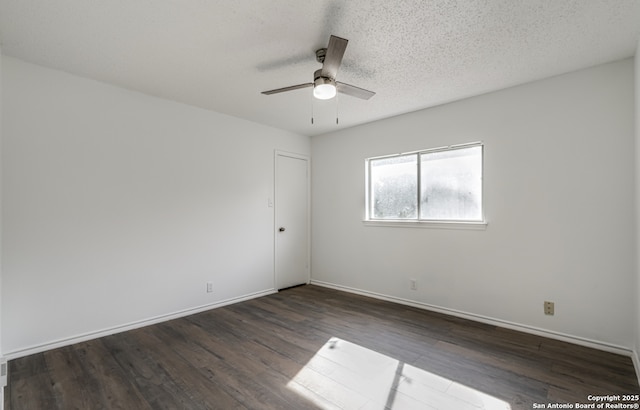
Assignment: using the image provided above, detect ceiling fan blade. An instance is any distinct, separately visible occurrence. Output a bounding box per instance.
[336,82,376,100]
[261,83,313,95]
[321,35,348,79]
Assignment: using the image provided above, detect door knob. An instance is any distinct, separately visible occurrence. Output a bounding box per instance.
[279,227,286,232]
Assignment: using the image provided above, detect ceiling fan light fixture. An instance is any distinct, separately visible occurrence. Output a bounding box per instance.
[313,74,337,100]
[314,83,336,100]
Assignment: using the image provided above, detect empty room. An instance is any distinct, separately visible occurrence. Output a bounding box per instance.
[1,1,640,409]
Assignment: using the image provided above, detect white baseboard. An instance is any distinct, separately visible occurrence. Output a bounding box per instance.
[6,281,636,367]
[311,280,633,357]
[4,288,277,360]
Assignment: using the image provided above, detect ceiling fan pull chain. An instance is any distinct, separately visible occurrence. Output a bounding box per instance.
[336,93,339,125]
[311,94,315,124]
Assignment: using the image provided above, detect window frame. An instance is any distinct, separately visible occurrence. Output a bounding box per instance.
[364,142,486,229]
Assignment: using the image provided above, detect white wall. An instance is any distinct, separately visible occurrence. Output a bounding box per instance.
[635,39,640,373]
[1,56,310,356]
[0,43,4,409]
[312,59,635,351]
[0,46,3,357]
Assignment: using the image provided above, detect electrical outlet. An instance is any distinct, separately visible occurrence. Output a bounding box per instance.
[544,301,554,315]
[206,282,213,293]
[410,279,417,290]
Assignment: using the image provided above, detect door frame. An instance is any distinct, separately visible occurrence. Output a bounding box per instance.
[274,150,311,290]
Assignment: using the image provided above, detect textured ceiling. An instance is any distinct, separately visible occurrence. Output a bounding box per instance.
[1,1,639,137]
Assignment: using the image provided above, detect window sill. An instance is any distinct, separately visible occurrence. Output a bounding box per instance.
[362,220,487,230]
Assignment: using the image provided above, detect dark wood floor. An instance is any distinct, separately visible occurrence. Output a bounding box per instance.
[5,285,639,409]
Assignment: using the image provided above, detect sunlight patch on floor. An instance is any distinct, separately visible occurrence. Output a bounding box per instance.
[286,337,511,410]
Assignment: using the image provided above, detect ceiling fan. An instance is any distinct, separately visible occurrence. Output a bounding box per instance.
[261,35,375,101]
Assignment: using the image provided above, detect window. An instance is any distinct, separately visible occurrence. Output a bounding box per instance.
[366,143,483,224]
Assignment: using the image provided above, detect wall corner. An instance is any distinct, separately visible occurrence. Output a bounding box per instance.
[633,35,640,386]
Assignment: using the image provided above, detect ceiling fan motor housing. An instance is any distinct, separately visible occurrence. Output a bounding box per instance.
[314,69,335,84]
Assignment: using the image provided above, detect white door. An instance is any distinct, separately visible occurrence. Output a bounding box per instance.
[275,152,310,290]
